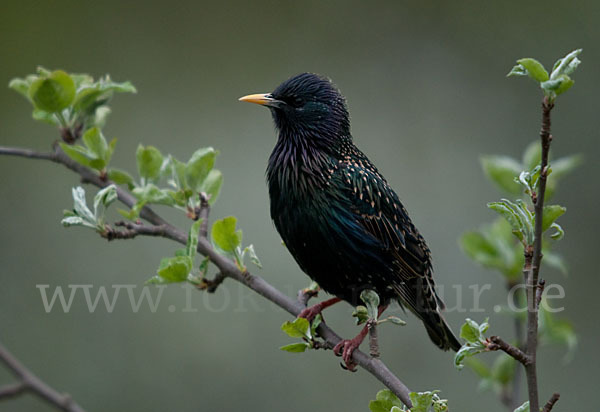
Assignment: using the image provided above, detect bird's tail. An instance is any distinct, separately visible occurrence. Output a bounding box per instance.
[396,288,462,352]
[422,312,462,352]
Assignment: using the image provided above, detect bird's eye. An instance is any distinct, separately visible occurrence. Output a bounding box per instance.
[287,95,304,108]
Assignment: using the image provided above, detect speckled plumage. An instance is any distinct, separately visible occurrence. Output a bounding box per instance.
[254,73,460,351]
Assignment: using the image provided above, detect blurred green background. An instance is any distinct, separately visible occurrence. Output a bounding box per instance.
[1,1,598,411]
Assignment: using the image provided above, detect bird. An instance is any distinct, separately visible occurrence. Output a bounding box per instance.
[239,73,461,369]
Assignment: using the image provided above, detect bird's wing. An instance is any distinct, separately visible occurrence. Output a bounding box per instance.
[330,158,443,309]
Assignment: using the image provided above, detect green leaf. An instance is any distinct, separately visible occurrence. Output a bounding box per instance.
[165,155,188,189]
[72,77,136,113]
[186,219,202,258]
[91,106,111,128]
[540,78,562,95]
[360,289,380,321]
[136,144,164,182]
[32,109,59,125]
[82,127,108,162]
[352,305,369,325]
[61,215,93,228]
[455,318,489,369]
[166,189,188,206]
[59,142,95,168]
[454,343,485,370]
[28,70,75,112]
[72,87,103,113]
[540,205,566,232]
[384,316,407,326]
[152,255,193,283]
[211,216,242,253]
[93,184,117,221]
[97,77,137,93]
[554,74,574,95]
[488,199,534,245]
[550,49,582,79]
[281,317,310,339]
[549,222,564,240]
[71,186,95,223]
[460,318,482,343]
[70,73,94,88]
[200,169,223,205]
[132,184,175,206]
[487,201,524,241]
[310,314,322,337]
[409,391,436,412]
[242,244,262,268]
[513,401,529,412]
[369,390,404,412]
[516,58,549,82]
[368,400,393,412]
[185,147,218,192]
[506,64,528,77]
[480,156,522,195]
[108,168,135,189]
[9,77,33,99]
[279,342,309,353]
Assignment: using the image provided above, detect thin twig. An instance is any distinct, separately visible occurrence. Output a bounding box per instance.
[542,392,560,412]
[0,382,27,398]
[368,320,380,358]
[0,144,414,407]
[0,342,86,412]
[197,272,226,293]
[487,336,531,365]
[510,284,524,410]
[523,97,554,412]
[0,146,57,161]
[102,222,169,240]
[198,192,210,238]
[297,288,319,307]
[536,279,546,308]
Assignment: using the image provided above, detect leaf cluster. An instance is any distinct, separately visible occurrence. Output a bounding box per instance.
[507,49,582,102]
[369,389,448,412]
[115,145,224,220]
[9,67,135,138]
[61,185,117,233]
[279,315,323,353]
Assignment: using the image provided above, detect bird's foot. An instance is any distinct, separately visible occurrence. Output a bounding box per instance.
[333,325,369,372]
[298,297,341,323]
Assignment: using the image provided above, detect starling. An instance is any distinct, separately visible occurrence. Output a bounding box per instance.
[240,73,461,367]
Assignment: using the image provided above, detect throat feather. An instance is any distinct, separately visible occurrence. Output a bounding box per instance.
[267,136,332,198]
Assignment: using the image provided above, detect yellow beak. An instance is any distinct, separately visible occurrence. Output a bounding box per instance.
[238,93,282,108]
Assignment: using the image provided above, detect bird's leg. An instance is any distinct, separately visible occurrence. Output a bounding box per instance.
[333,304,388,371]
[298,297,342,322]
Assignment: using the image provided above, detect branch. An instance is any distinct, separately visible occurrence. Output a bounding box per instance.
[197,192,210,238]
[0,144,414,407]
[523,97,554,412]
[0,342,86,412]
[368,320,380,358]
[508,283,525,410]
[103,221,169,240]
[486,336,530,366]
[542,392,560,412]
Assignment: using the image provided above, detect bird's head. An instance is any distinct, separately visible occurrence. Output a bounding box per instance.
[239,73,350,143]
